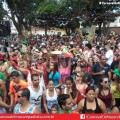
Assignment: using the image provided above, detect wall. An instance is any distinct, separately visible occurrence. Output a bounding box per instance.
[109,16,120,27]
[31,27,66,35]
[109,27,120,34]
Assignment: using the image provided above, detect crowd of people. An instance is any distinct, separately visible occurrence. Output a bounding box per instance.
[0,33,120,114]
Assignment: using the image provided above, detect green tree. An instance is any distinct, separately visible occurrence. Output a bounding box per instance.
[0,1,6,20]
[4,0,40,37]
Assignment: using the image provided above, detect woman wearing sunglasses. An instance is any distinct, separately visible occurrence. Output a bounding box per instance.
[95,76,115,113]
[72,59,81,81]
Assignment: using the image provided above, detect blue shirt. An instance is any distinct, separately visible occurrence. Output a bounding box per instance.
[92,63,110,85]
[49,72,61,86]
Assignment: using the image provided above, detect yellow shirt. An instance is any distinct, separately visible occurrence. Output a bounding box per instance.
[110,83,120,98]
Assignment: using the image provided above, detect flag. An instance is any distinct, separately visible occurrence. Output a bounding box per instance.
[62,48,73,59]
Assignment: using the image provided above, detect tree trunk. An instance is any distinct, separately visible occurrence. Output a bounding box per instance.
[44,22,47,36]
[65,28,70,35]
[10,11,24,36]
[98,23,102,36]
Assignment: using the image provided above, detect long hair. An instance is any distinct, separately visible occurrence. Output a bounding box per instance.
[66,76,78,99]
[51,62,58,79]
[79,72,86,83]
[99,76,108,92]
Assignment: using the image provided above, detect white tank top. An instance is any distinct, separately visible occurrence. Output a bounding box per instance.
[64,88,67,94]
[28,83,43,112]
[46,88,58,109]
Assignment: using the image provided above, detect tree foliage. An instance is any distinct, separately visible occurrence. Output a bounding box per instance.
[0,1,6,20]
[1,0,120,36]
[4,0,40,36]
[35,0,120,35]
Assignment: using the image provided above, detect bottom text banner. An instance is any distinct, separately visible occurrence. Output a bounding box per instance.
[0,114,119,120]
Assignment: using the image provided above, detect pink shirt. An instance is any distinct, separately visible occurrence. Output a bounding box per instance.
[76,83,88,94]
[59,66,71,84]
[86,66,92,73]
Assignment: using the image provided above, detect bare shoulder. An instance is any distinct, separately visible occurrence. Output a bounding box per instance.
[110,88,114,94]
[33,107,41,114]
[95,88,99,93]
[97,98,102,103]
[78,98,85,106]
[97,98,105,106]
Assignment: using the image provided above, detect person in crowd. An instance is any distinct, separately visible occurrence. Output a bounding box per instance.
[105,44,114,66]
[84,57,94,73]
[76,86,107,113]
[50,55,59,64]
[0,98,12,113]
[9,71,28,108]
[49,62,62,88]
[75,72,88,98]
[57,94,73,114]
[29,61,39,75]
[0,54,9,79]
[36,56,48,87]
[111,53,120,79]
[72,58,81,81]
[111,53,120,73]
[80,63,93,86]
[0,33,120,114]
[59,58,71,85]
[13,88,40,114]
[51,104,59,114]
[13,60,30,82]
[8,60,24,80]
[43,79,60,113]
[111,106,119,113]
[93,55,100,64]
[28,74,44,112]
[0,79,7,103]
[83,43,94,62]
[95,76,115,113]
[110,73,120,109]
[62,76,78,110]
[92,55,111,88]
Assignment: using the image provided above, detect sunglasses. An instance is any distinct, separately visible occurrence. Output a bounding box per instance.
[102,59,107,60]
[80,65,86,68]
[38,58,42,60]
[31,64,35,66]
[17,95,22,98]
[104,81,108,84]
